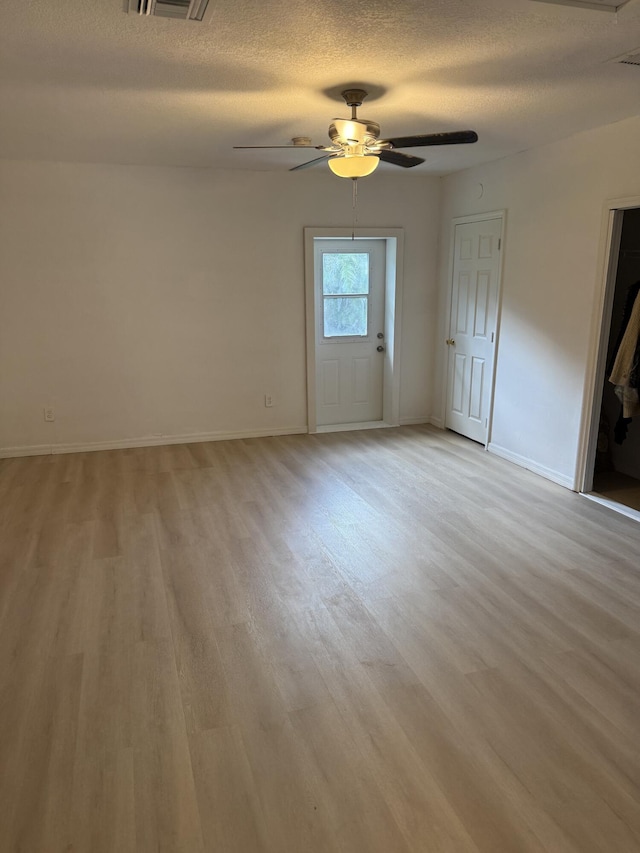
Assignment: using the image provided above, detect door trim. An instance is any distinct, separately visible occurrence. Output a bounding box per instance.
[440,210,506,447]
[304,227,405,434]
[576,194,640,493]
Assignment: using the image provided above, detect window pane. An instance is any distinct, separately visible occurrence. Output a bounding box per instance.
[322,253,369,295]
[323,297,368,337]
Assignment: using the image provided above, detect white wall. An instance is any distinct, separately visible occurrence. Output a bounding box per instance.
[0,161,440,454]
[436,115,640,489]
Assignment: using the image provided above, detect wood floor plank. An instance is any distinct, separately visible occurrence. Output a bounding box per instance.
[132,639,205,853]
[290,699,412,853]
[160,546,233,733]
[4,652,84,852]
[189,725,272,853]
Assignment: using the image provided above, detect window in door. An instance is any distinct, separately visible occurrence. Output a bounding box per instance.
[321,252,371,339]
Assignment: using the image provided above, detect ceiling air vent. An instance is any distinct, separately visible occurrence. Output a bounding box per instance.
[128,0,209,21]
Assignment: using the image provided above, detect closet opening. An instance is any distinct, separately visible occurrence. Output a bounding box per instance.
[582,206,640,520]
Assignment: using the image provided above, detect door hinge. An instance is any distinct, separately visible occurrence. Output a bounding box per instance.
[485,418,488,427]
[498,238,501,250]
[491,331,495,343]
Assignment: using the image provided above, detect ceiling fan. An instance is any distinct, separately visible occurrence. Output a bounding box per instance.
[234,89,478,178]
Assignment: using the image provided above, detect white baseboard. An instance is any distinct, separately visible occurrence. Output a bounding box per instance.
[399,416,431,426]
[0,425,309,459]
[315,418,432,432]
[0,444,55,459]
[428,415,444,428]
[487,442,575,490]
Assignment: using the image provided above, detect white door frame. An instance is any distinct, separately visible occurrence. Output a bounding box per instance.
[440,210,506,447]
[304,227,405,434]
[576,194,640,493]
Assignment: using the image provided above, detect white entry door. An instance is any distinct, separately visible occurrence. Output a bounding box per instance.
[446,217,502,444]
[315,239,386,427]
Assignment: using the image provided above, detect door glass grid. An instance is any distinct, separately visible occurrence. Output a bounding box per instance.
[322,253,370,338]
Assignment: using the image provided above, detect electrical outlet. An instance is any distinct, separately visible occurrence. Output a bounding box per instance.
[43,406,55,422]
[264,394,274,408]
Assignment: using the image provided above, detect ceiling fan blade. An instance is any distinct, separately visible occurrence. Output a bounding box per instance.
[289,155,332,172]
[378,150,425,168]
[233,145,326,149]
[385,130,478,149]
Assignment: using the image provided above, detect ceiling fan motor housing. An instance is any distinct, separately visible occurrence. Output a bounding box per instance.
[329,119,381,146]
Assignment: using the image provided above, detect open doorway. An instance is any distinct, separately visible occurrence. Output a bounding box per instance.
[583,206,640,519]
[304,228,404,434]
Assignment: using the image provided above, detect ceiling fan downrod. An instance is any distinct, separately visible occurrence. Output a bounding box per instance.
[341,88,369,120]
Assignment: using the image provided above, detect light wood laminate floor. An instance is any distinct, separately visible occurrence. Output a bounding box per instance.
[1,425,639,853]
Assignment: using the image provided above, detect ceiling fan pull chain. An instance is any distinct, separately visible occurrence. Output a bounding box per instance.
[352,177,358,240]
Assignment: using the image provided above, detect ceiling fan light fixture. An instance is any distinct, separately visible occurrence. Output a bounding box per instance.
[328,155,380,178]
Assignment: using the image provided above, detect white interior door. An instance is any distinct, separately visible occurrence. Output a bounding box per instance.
[315,240,386,427]
[446,217,502,444]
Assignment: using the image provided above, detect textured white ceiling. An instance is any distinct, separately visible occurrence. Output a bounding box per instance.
[1,0,640,175]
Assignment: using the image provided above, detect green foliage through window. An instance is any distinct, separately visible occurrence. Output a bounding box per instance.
[323,297,368,337]
[322,253,369,295]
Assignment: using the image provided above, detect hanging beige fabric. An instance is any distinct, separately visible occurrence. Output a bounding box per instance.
[610,290,640,417]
